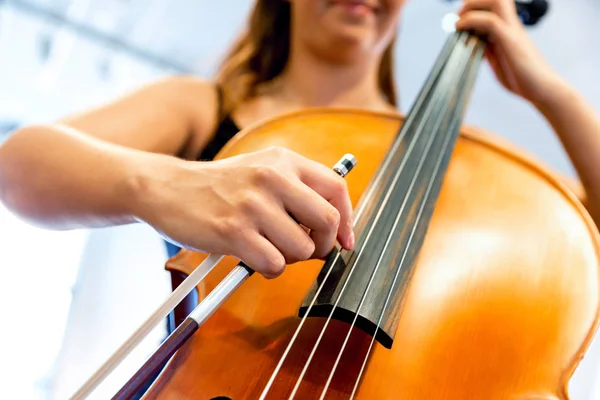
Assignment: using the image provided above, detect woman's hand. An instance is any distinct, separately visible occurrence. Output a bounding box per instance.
[456,0,563,106]
[136,146,355,279]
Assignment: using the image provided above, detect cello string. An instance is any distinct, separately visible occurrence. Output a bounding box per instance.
[317,35,477,400]
[313,33,474,400]
[286,32,470,400]
[347,36,486,400]
[71,34,453,400]
[257,32,462,400]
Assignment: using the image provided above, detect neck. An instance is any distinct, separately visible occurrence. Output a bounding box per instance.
[275,41,389,110]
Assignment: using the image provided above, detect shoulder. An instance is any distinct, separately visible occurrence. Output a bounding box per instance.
[150,75,222,159]
[132,74,218,111]
[156,74,221,122]
[151,74,217,96]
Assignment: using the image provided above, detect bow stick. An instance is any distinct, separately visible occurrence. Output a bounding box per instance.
[70,153,358,400]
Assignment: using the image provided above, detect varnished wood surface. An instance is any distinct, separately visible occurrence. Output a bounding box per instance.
[149,109,600,399]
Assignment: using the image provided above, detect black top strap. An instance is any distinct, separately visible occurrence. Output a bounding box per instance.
[215,84,226,123]
[196,84,241,161]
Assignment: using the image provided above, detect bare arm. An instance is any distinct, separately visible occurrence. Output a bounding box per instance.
[0,76,356,277]
[0,75,220,230]
[535,80,600,225]
[456,1,600,226]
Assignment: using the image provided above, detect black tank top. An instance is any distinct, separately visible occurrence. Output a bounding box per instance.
[197,85,242,160]
[164,86,241,257]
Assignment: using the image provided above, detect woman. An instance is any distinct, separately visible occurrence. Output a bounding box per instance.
[0,0,598,282]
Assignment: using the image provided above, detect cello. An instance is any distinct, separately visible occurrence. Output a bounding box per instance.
[73,3,600,399]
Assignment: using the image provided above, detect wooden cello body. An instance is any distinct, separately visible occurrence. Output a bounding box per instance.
[144,107,600,400]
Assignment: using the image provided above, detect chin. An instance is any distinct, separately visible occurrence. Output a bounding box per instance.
[320,5,384,51]
[323,25,378,59]
[295,0,391,63]
[333,21,374,40]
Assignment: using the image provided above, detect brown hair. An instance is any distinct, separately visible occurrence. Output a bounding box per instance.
[214,0,398,116]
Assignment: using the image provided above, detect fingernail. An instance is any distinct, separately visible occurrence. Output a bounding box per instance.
[349,231,355,249]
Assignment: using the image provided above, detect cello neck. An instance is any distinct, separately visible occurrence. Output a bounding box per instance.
[299,31,487,348]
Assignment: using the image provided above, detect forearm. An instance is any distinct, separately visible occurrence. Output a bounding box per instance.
[0,124,174,230]
[535,79,600,220]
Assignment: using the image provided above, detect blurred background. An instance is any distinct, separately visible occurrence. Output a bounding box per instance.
[0,0,599,399]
